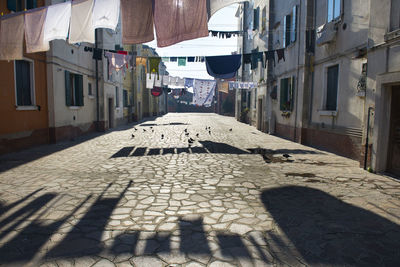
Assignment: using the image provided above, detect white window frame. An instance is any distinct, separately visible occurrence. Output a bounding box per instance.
[319,62,340,115]
[14,58,36,111]
[327,0,342,23]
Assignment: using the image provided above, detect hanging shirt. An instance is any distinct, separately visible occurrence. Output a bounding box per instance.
[153,0,209,47]
[264,51,275,67]
[243,54,252,65]
[136,57,147,68]
[184,78,194,89]
[0,14,25,60]
[69,0,95,44]
[276,48,285,62]
[105,51,131,76]
[149,57,161,77]
[44,1,71,42]
[25,7,50,53]
[92,0,120,30]
[217,80,229,94]
[121,0,154,44]
[205,54,242,79]
[178,57,187,66]
[146,73,155,89]
[193,79,216,107]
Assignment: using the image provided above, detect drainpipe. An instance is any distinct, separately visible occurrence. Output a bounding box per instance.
[294,2,302,142]
[95,29,100,131]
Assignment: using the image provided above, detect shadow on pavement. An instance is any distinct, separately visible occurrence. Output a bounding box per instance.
[261,186,400,266]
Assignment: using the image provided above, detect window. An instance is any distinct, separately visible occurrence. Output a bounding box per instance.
[65,71,84,106]
[115,87,120,108]
[7,0,37,12]
[15,60,34,106]
[280,77,295,111]
[327,0,341,23]
[326,65,339,110]
[123,89,128,107]
[390,0,400,31]
[88,82,93,96]
[253,7,260,30]
[283,6,297,48]
[261,6,267,34]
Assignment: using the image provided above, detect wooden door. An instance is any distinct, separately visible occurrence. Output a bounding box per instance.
[388,86,400,177]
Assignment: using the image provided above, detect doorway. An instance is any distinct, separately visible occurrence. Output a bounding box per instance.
[388,86,400,177]
[108,98,114,129]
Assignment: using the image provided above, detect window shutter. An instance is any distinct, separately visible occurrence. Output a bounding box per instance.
[253,7,260,30]
[7,0,17,12]
[290,77,295,111]
[283,17,286,48]
[280,79,288,110]
[291,5,297,43]
[27,0,37,9]
[65,71,72,106]
[285,15,291,47]
[76,74,84,106]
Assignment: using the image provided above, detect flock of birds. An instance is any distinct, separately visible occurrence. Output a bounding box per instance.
[130,125,233,147]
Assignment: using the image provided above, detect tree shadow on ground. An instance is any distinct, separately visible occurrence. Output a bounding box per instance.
[261,186,400,266]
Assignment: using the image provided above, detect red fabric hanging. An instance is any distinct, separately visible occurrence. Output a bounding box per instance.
[151,87,163,97]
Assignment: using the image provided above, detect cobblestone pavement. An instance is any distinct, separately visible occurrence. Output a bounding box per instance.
[0,113,399,267]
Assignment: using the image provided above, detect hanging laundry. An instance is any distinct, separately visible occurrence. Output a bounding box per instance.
[187,57,195,62]
[146,73,156,89]
[154,74,163,87]
[149,57,161,77]
[217,80,229,94]
[178,57,187,66]
[264,51,275,67]
[208,0,245,19]
[193,79,216,107]
[169,76,185,87]
[251,51,263,70]
[276,48,285,62]
[105,51,132,76]
[151,87,163,97]
[161,57,170,62]
[170,57,178,62]
[205,54,241,79]
[161,75,170,87]
[44,1,71,42]
[243,53,252,65]
[195,56,205,62]
[136,57,147,68]
[69,0,95,44]
[184,78,194,89]
[0,14,25,60]
[121,0,154,44]
[25,7,50,54]
[92,0,120,30]
[153,0,209,47]
[93,48,103,60]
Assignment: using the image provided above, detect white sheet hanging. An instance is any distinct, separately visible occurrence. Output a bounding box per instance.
[43,1,71,42]
[92,0,120,30]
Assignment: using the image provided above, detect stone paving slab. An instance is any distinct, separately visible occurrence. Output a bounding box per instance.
[0,113,399,266]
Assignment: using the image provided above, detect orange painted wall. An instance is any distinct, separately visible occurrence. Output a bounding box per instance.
[0,0,48,136]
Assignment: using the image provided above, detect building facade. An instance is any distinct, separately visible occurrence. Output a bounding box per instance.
[236,0,399,174]
[0,0,49,154]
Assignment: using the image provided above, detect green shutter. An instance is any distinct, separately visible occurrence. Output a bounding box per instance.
[280,79,288,110]
[65,71,72,106]
[291,6,297,43]
[76,74,84,106]
[253,7,260,30]
[7,0,17,12]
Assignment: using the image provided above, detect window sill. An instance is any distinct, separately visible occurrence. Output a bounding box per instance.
[16,106,38,111]
[318,110,337,116]
[88,95,95,99]
[68,106,82,110]
[385,29,400,42]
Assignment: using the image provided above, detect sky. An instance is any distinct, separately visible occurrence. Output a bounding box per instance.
[144,4,240,80]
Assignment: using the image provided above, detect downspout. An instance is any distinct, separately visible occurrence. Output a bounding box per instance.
[95,29,100,131]
[308,0,316,126]
[294,2,302,142]
[364,107,374,170]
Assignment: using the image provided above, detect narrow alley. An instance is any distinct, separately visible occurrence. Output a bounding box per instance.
[0,113,399,266]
